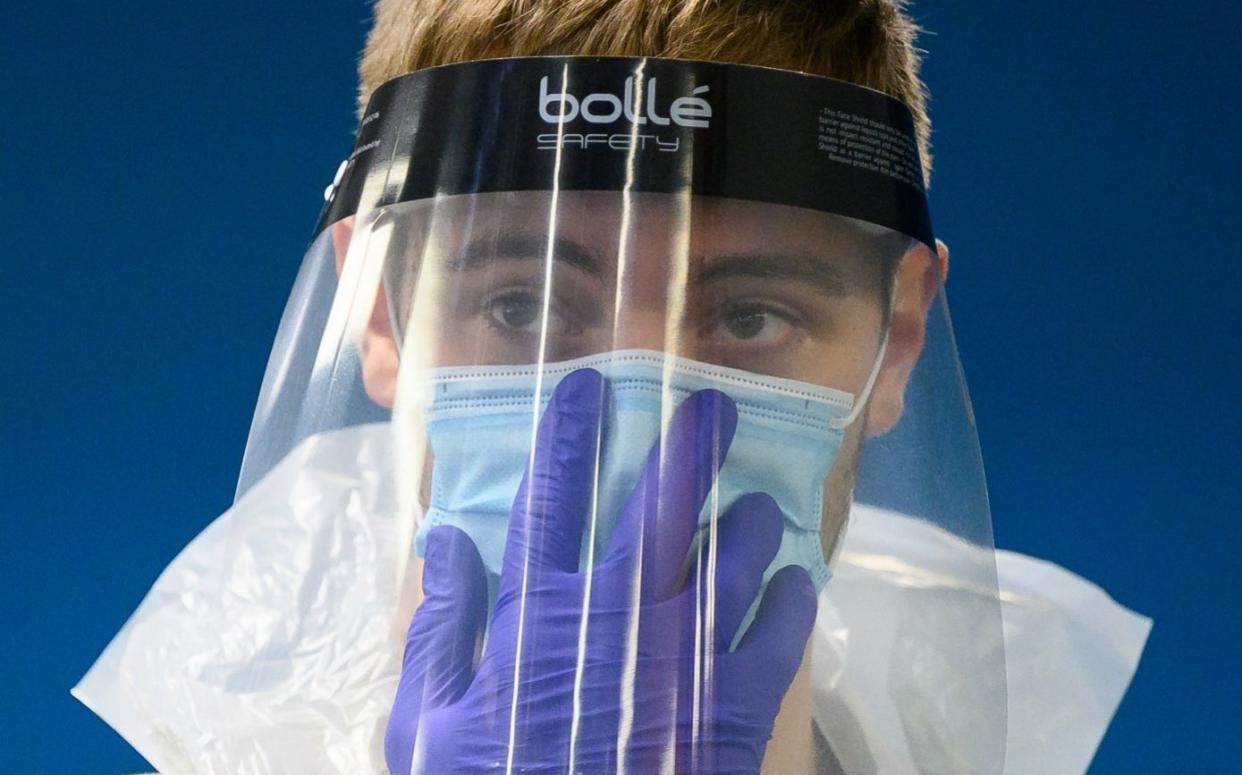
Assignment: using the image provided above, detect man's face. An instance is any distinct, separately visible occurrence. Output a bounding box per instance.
[350,189,936,563]
[386,190,894,399]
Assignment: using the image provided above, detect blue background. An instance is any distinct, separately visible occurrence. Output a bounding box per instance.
[3,2,1239,771]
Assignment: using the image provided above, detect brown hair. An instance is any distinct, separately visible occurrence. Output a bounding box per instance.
[360,0,931,181]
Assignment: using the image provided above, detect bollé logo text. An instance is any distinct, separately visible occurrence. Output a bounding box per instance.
[538,76,712,128]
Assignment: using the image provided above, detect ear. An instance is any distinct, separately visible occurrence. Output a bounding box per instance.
[331,217,400,408]
[865,239,948,435]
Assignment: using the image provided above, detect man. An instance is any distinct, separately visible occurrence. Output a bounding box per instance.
[345,2,945,772]
[73,3,1150,773]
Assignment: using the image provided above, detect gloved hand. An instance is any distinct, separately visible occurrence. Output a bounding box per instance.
[385,368,818,775]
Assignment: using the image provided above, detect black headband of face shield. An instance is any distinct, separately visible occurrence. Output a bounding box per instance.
[314,56,935,251]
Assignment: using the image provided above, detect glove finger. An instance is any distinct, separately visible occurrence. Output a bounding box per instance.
[405,526,489,706]
[387,526,488,775]
[687,492,784,654]
[734,564,817,692]
[602,388,737,604]
[500,368,606,598]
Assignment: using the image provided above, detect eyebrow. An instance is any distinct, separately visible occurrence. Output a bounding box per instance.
[451,233,600,275]
[693,252,849,297]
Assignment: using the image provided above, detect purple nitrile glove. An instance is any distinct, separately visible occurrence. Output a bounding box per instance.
[385,368,817,775]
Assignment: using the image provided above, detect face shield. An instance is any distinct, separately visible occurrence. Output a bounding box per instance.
[76,57,1007,774]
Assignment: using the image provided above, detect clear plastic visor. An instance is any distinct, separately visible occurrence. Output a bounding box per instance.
[237,189,1009,772]
[77,53,1012,774]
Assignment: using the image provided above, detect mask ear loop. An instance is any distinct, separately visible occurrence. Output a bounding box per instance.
[830,276,899,430]
[831,332,889,430]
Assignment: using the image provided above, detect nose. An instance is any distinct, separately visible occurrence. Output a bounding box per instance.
[605,306,669,352]
[602,304,712,361]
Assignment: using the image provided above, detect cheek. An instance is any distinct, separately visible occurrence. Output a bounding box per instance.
[361,330,399,408]
[861,363,908,436]
[788,299,886,393]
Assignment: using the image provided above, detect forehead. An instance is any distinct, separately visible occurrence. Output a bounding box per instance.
[421,190,882,249]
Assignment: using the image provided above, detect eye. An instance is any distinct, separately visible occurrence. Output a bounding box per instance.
[715,304,794,345]
[485,290,574,335]
[488,291,541,331]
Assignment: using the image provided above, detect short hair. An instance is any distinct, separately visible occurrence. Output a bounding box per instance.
[359,0,933,183]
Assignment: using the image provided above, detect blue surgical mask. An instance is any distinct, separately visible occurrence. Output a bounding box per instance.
[413,350,874,590]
